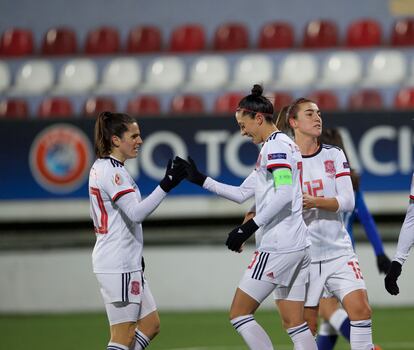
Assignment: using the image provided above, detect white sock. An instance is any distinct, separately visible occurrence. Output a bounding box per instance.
[107,342,129,350]
[287,322,318,350]
[319,320,337,336]
[134,329,150,349]
[231,314,274,350]
[329,309,348,331]
[350,319,374,350]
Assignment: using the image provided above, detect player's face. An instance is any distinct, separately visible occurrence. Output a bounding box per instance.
[235,111,262,144]
[291,102,322,138]
[117,122,143,161]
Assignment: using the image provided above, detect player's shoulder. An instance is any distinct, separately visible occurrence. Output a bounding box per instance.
[93,157,126,174]
[321,143,343,154]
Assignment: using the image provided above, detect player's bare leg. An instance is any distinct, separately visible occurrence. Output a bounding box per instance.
[133,310,160,349]
[109,321,137,348]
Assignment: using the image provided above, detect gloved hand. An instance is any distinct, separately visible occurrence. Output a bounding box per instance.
[174,156,206,186]
[159,158,187,192]
[225,218,259,252]
[384,261,402,295]
[376,253,391,274]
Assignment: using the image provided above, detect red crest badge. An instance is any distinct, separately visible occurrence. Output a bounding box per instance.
[131,281,140,295]
[324,160,336,176]
[114,173,123,185]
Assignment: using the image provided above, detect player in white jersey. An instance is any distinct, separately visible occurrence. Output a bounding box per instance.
[385,172,414,295]
[89,112,187,350]
[175,85,317,350]
[276,98,375,350]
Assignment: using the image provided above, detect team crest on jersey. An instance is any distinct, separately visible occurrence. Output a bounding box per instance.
[324,160,336,177]
[114,173,123,185]
[131,281,140,295]
[29,124,92,194]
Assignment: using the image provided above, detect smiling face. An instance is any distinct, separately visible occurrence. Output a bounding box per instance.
[289,102,322,139]
[111,122,143,162]
[235,111,264,144]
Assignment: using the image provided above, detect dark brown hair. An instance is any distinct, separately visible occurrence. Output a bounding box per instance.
[237,84,274,123]
[94,111,136,158]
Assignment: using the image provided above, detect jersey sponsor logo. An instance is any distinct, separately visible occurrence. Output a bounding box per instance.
[131,281,141,295]
[114,173,123,186]
[29,124,92,193]
[343,161,350,169]
[268,152,287,160]
[324,160,336,177]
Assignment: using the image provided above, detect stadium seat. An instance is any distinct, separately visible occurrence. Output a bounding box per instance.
[229,54,273,90]
[271,92,294,111]
[275,53,317,89]
[391,18,414,46]
[169,24,205,52]
[307,90,339,110]
[41,27,77,55]
[394,87,414,109]
[303,20,338,48]
[54,59,97,94]
[10,60,54,95]
[85,26,120,55]
[319,51,362,87]
[258,22,294,49]
[362,50,406,87]
[98,58,141,92]
[0,61,11,93]
[348,89,383,110]
[214,92,245,114]
[126,95,161,116]
[213,23,249,51]
[170,94,205,114]
[0,28,34,56]
[184,55,229,92]
[141,56,185,92]
[346,19,382,47]
[83,96,116,117]
[127,25,162,53]
[37,97,74,118]
[0,99,29,118]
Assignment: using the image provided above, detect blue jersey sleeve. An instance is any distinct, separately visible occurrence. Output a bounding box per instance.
[354,189,385,256]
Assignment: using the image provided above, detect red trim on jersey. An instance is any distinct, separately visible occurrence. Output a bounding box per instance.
[266,163,292,170]
[112,189,135,202]
[335,171,351,178]
[410,195,414,200]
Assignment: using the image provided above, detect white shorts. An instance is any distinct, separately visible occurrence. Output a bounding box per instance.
[239,248,311,303]
[96,271,157,325]
[305,253,367,307]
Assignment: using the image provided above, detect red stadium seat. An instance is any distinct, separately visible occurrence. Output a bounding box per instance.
[85,26,120,55]
[126,96,161,116]
[0,28,34,56]
[0,99,29,119]
[37,97,74,118]
[307,90,339,111]
[83,96,116,117]
[394,87,414,109]
[271,92,294,111]
[42,27,77,55]
[127,26,162,53]
[170,95,205,114]
[169,24,205,52]
[213,23,249,51]
[303,20,338,48]
[346,19,382,48]
[214,92,245,114]
[348,89,383,110]
[391,18,414,46]
[258,22,294,49]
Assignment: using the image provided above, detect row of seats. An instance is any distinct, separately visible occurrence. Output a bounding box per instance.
[2,88,414,118]
[1,50,414,95]
[2,18,414,56]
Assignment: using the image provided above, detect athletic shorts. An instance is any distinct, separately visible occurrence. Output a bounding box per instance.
[239,247,311,303]
[96,271,157,325]
[304,253,367,307]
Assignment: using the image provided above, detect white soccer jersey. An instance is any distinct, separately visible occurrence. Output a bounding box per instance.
[89,156,143,273]
[254,132,309,253]
[301,144,355,262]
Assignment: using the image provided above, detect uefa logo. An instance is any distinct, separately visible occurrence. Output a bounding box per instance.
[29,124,92,194]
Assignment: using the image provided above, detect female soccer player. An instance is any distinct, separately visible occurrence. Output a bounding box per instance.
[89,111,186,350]
[276,98,375,350]
[176,85,317,350]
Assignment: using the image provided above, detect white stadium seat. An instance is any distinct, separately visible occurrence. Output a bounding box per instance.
[319,51,362,87]
[274,53,317,89]
[9,60,54,95]
[97,58,142,92]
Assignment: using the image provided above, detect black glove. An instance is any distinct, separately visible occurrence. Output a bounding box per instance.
[174,156,206,186]
[376,253,391,274]
[159,158,187,192]
[384,261,402,295]
[225,219,259,252]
